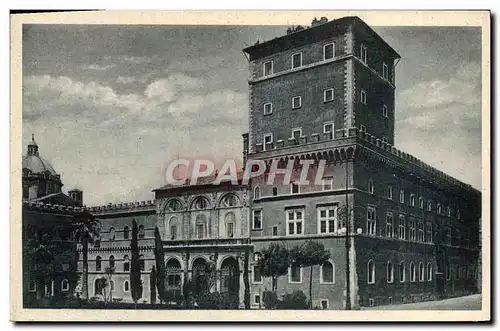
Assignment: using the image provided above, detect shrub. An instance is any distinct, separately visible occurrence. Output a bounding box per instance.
[277,290,309,310]
[262,291,279,309]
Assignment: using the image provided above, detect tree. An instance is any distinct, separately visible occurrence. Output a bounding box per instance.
[243,250,250,309]
[153,226,166,303]
[130,220,143,307]
[104,266,115,302]
[150,266,157,304]
[256,242,290,292]
[290,240,330,308]
[72,215,100,300]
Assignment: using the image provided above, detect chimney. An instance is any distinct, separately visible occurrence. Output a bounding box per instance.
[68,189,83,207]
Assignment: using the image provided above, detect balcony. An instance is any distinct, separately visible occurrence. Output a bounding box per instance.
[163,237,252,251]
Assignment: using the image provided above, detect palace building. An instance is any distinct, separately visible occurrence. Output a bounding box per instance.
[28,15,481,309]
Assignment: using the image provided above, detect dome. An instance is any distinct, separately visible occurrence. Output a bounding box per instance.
[22,154,57,175]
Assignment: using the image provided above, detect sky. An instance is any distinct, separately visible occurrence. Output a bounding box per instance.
[21,23,482,206]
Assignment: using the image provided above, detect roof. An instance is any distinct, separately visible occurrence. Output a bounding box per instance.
[22,153,57,175]
[243,16,400,60]
[153,171,247,192]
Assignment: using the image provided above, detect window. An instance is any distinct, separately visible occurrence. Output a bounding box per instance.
[263,134,273,150]
[170,224,177,240]
[252,210,262,230]
[445,227,451,245]
[387,261,394,283]
[166,199,183,212]
[96,256,102,271]
[360,44,367,63]
[123,255,130,272]
[194,197,209,210]
[367,260,375,284]
[292,96,302,109]
[369,298,374,307]
[324,88,334,102]
[291,128,302,141]
[109,255,115,269]
[94,236,101,248]
[400,190,405,203]
[196,216,207,239]
[272,225,278,236]
[323,122,334,138]
[367,207,376,235]
[123,226,130,239]
[139,255,145,271]
[254,294,261,305]
[427,263,433,281]
[446,263,451,280]
[409,218,416,241]
[387,185,393,199]
[321,261,335,284]
[383,63,389,80]
[287,209,304,235]
[410,262,416,282]
[419,197,424,209]
[360,90,367,104]
[124,280,130,292]
[447,206,451,217]
[360,125,366,132]
[138,225,145,239]
[318,206,337,234]
[398,215,406,240]
[417,221,424,242]
[252,265,263,284]
[253,186,260,200]
[109,227,115,241]
[386,212,394,238]
[437,203,442,214]
[388,297,393,305]
[290,182,300,194]
[272,187,278,196]
[324,42,335,60]
[427,200,432,211]
[225,212,235,238]
[289,262,302,283]
[321,299,329,309]
[409,194,415,206]
[426,222,432,243]
[368,179,374,194]
[29,280,37,292]
[399,262,406,282]
[263,102,272,115]
[382,137,388,143]
[382,105,388,118]
[263,60,273,76]
[322,177,333,191]
[292,52,302,69]
[419,263,425,281]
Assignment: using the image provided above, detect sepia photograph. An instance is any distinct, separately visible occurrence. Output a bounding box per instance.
[10,10,490,321]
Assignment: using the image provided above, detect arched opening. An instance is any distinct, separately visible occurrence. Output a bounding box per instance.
[399,262,406,283]
[367,260,375,284]
[192,257,211,299]
[96,256,102,271]
[109,227,115,241]
[166,258,182,302]
[169,216,179,240]
[123,255,130,272]
[123,226,130,240]
[166,199,183,212]
[410,262,416,282]
[192,196,210,210]
[138,225,145,239]
[94,278,105,296]
[220,257,240,308]
[109,255,115,269]
[61,279,69,292]
[387,261,394,283]
[221,194,239,208]
[427,262,433,281]
[419,262,425,281]
[253,186,260,200]
[321,261,335,284]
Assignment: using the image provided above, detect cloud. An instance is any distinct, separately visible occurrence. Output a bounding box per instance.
[116,76,136,84]
[80,63,116,71]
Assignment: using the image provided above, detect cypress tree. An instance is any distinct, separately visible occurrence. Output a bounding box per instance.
[153,226,166,304]
[130,220,143,307]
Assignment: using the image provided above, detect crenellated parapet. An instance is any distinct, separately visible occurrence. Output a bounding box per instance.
[23,200,90,215]
[88,200,156,215]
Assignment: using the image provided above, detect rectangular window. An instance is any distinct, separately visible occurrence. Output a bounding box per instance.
[410,194,416,206]
[263,133,273,151]
[272,187,278,196]
[272,225,278,236]
[289,263,302,283]
[386,212,394,238]
[263,60,273,76]
[417,221,424,242]
[254,294,261,305]
[292,96,302,109]
[398,215,406,240]
[324,88,334,102]
[291,128,302,141]
[323,122,334,139]
[409,218,416,241]
[427,200,432,211]
[400,190,405,203]
[437,204,442,214]
[263,102,272,115]
[252,265,263,284]
[324,42,335,60]
[227,222,234,238]
[318,206,337,234]
[419,197,424,209]
[292,52,302,69]
[170,225,177,240]
[360,45,367,64]
[383,63,389,80]
[360,90,367,104]
[287,210,304,235]
[383,105,388,118]
[426,222,432,243]
[196,224,205,239]
[290,182,300,194]
[367,207,376,235]
[29,280,37,292]
[387,185,393,200]
[322,177,333,191]
[321,299,329,309]
[252,210,262,230]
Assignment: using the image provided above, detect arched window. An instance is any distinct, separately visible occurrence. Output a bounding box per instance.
[169,217,179,240]
[124,280,129,292]
[222,194,238,208]
[225,212,236,238]
[321,261,335,284]
[253,186,260,200]
[123,226,130,239]
[419,262,425,281]
[368,180,374,194]
[195,215,207,239]
[109,255,115,269]
[367,260,375,284]
[427,262,433,281]
[193,196,210,210]
[166,258,182,288]
[387,261,394,283]
[139,254,145,271]
[166,199,183,212]
[61,279,69,292]
[96,256,102,271]
[138,225,145,239]
[109,227,115,241]
[123,255,130,272]
[399,262,405,283]
[410,262,416,282]
[95,278,105,295]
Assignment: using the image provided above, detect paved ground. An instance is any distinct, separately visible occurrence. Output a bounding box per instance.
[362,294,482,310]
